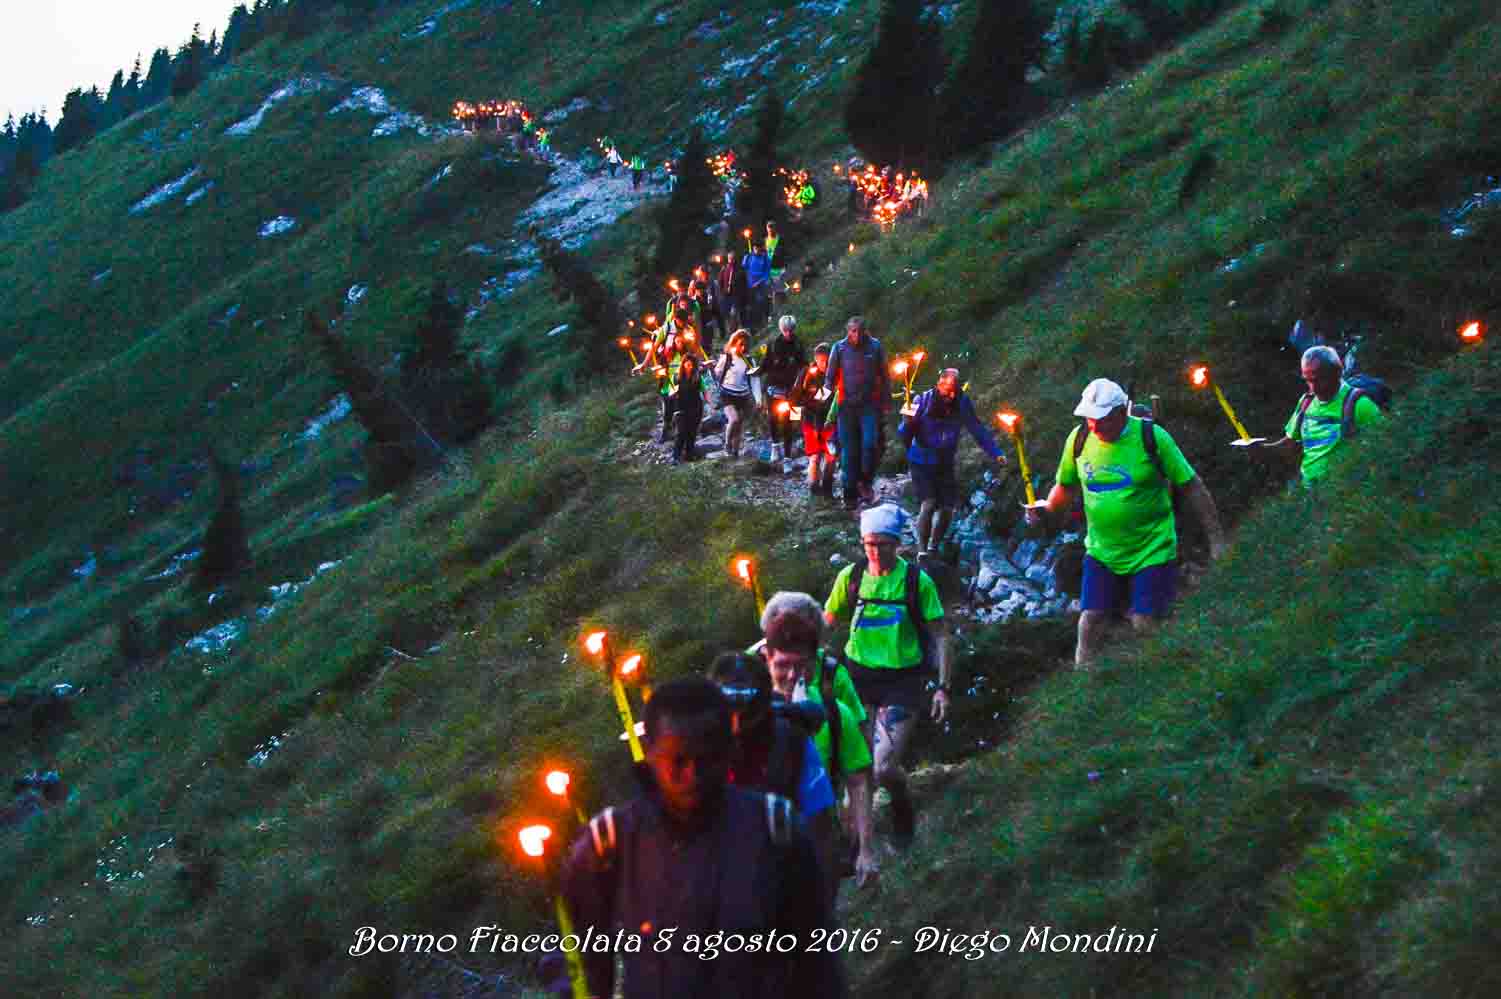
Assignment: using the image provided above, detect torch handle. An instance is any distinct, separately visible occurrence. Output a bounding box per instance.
[612,674,645,763]
[627,349,640,366]
[1011,432,1036,505]
[1212,384,1252,442]
[552,894,592,999]
[752,577,766,621]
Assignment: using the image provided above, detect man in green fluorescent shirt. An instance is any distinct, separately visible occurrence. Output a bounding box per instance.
[1245,345,1384,484]
[824,504,948,848]
[1026,379,1227,666]
[752,591,879,892]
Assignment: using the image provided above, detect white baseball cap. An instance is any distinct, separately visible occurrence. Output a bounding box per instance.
[1073,378,1129,419]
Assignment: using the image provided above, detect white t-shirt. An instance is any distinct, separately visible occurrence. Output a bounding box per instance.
[720,355,751,394]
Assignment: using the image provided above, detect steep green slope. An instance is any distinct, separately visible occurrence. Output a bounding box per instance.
[3,0,1500,996]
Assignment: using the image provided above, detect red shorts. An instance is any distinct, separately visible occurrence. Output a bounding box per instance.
[802,421,836,457]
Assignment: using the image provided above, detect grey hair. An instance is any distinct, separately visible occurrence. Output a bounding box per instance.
[778,315,797,333]
[759,591,825,641]
[1302,345,1342,372]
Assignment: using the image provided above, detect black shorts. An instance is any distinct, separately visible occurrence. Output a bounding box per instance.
[846,661,929,716]
[909,459,959,507]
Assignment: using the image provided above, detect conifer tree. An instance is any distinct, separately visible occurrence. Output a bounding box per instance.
[53,88,98,153]
[740,88,786,228]
[844,0,946,168]
[937,0,1048,159]
[192,454,252,592]
[399,280,495,444]
[649,128,716,283]
[539,233,624,370]
[171,25,210,98]
[143,48,175,105]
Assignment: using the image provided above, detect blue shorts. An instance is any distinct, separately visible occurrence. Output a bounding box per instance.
[1080,556,1178,618]
[909,460,959,507]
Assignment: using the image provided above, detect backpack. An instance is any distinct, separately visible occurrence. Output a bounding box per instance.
[845,561,933,669]
[1071,416,1168,480]
[762,716,808,807]
[1291,382,1385,443]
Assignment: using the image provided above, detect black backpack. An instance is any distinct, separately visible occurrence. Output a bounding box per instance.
[1070,415,1168,479]
[845,561,933,669]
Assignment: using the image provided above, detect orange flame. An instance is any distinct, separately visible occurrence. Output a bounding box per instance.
[1190,366,1210,389]
[519,824,553,858]
[640,339,653,353]
[584,631,607,657]
[734,558,754,584]
[775,400,791,416]
[619,653,642,677]
[997,411,1020,433]
[891,360,909,376]
[668,279,681,292]
[545,771,571,797]
[911,351,926,364]
[645,314,658,328]
[1460,321,1484,342]
[617,337,629,348]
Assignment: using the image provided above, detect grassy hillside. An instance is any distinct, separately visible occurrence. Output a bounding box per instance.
[3,0,1500,995]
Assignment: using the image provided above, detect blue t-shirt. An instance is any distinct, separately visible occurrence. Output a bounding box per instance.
[796,736,835,817]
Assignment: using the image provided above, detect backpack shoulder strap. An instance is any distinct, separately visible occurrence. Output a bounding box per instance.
[588,807,618,861]
[1292,393,1316,440]
[764,793,794,847]
[1341,386,1366,440]
[905,562,933,664]
[846,562,866,614]
[1071,422,1089,460]
[819,657,843,789]
[1139,417,1168,482]
[765,718,802,804]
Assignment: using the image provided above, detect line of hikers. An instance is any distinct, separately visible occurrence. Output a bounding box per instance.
[555,329,1386,995]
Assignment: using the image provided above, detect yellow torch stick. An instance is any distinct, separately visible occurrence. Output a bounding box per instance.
[907,350,927,393]
[518,824,590,999]
[617,337,639,366]
[585,632,645,763]
[733,557,766,620]
[1190,366,1250,441]
[996,412,1036,505]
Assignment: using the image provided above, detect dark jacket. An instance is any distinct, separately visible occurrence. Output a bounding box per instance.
[824,334,887,410]
[898,388,1004,465]
[720,262,749,310]
[560,786,844,999]
[762,334,808,392]
[794,367,834,429]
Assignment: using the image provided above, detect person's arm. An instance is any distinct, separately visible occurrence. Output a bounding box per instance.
[845,767,878,885]
[961,397,1007,462]
[1024,481,1077,525]
[558,831,617,998]
[929,617,951,722]
[777,821,848,999]
[823,344,840,394]
[1178,476,1227,560]
[873,343,890,412]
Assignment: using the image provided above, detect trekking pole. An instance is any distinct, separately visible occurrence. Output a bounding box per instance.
[1189,365,1251,441]
[996,412,1036,505]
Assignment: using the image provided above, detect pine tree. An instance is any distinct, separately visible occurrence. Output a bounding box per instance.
[306,310,431,493]
[171,24,209,98]
[844,0,946,169]
[649,128,716,283]
[937,0,1048,159]
[221,5,251,61]
[143,48,175,105]
[538,233,624,370]
[399,280,494,444]
[192,455,252,592]
[740,88,786,228]
[53,88,98,153]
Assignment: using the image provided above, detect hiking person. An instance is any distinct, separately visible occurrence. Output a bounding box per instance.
[672,354,705,464]
[899,368,1008,557]
[719,251,749,332]
[762,315,808,472]
[823,504,949,847]
[824,317,889,509]
[1025,378,1228,665]
[707,652,839,898]
[635,329,684,443]
[1244,344,1384,484]
[630,153,646,190]
[715,330,755,459]
[744,243,772,329]
[606,143,623,177]
[701,269,727,344]
[756,591,879,889]
[796,343,837,498]
[558,677,845,999]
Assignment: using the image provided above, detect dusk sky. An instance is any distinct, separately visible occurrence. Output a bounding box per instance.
[2,1,242,123]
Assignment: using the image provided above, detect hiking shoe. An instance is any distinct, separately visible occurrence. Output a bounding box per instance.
[890,789,915,848]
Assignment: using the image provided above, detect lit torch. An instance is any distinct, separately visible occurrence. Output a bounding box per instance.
[617,336,639,366]
[1189,365,1252,442]
[891,358,912,411]
[743,228,753,253]
[731,555,766,621]
[1460,320,1485,345]
[583,631,644,762]
[516,822,590,999]
[996,411,1036,505]
[545,769,588,825]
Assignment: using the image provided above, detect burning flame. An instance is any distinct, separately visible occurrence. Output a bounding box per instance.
[891,360,910,376]
[911,351,926,364]
[645,314,658,328]
[640,339,653,353]
[1190,366,1210,389]
[734,558,754,584]
[617,337,629,348]
[619,653,642,677]
[668,279,681,292]
[545,771,571,797]
[775,400,791,416]
[1460,321,1483,342]
[584,631,607,657]
[682,330,697,342]
[519,824,553,858]
[997,411,1020,433]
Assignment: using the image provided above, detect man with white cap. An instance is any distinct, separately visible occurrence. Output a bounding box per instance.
[823,503,949,848]
[1025,379,1226,665]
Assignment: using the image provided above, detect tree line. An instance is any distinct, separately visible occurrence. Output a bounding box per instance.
[1,0,412,212]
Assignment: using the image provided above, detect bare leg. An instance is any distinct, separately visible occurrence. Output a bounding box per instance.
[930,505,953,552]
[916,499,938,552]
[1076,609,1111,666]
